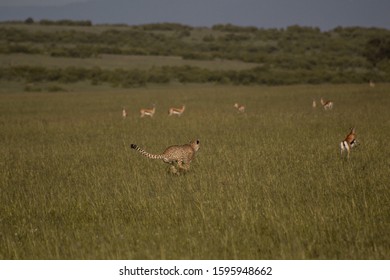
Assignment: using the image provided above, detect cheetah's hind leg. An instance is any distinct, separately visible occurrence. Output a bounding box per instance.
[168,163,180,175]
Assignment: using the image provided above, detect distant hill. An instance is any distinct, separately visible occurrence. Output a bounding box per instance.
[1,0,247,26]
[1,0,390,30]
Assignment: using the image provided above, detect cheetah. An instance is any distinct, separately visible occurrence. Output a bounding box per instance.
[130,139,200,174]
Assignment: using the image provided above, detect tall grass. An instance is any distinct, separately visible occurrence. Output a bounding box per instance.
[0,83,389,259]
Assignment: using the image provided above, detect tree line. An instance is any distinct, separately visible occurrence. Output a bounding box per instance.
[1,21,390,86]
[0,65,377,87]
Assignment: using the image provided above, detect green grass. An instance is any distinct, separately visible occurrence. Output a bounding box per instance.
[0,53,260,71]
[0,83,389,259]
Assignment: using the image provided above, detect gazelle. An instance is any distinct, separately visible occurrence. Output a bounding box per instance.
[140,105,156,118]
[312,99,317,108]
[168,105,185,117]
[320,97,334,110]
[369,80,375,88]
[340,127,357,158]
[122,107,128,119]
[234,103,245,113]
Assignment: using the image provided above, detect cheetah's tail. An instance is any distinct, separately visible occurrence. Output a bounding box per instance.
[130,144,164,160]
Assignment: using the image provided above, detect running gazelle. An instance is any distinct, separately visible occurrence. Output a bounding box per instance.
[234,103,245,113]
[168,105,185,116]
[340,127,357,158]
[320,97,334,110]
[122,107,128,119]
[140,105,156,118]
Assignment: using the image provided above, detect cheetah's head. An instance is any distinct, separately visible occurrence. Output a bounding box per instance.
[191,139,200,152]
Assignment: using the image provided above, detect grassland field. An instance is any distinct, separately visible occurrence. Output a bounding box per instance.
[0,53,260,71]
[0,81,389,259]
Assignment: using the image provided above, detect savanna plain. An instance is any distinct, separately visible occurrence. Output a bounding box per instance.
[0,82,389,259]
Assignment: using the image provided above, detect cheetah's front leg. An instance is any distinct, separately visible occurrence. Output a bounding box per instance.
[177,160,191,173]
